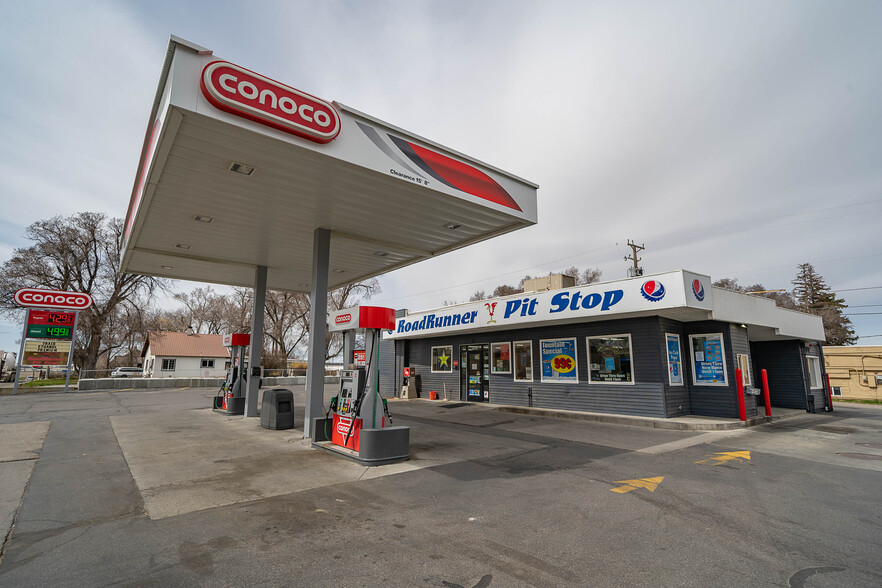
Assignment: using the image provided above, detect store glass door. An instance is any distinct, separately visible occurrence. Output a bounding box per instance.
[461,344,489,402]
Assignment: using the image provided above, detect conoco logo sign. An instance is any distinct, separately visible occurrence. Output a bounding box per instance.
[14,288,93,310]
[200,61,340,144]
[335,314,352,325]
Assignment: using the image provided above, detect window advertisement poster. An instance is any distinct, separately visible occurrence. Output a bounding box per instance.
[540,338,578,383]
[491,342,511,373]
[691,334,727,385]
[665,334,683,385]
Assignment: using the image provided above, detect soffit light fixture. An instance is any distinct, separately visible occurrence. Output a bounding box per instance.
[175,243,191,249]
[193,214,214,223]
[229,161,256,176]
[444,222,461,230]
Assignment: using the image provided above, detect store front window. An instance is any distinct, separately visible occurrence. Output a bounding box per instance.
[689,333,727,385]
[431,346,453,373]
[514,341,533,382]
[587,335,633,384]
[491,342,511,373]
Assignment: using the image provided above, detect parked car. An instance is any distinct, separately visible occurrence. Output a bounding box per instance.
[110,367,143,378]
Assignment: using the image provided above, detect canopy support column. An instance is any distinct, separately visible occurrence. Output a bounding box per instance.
[245,265,267,417]
[304,227,330,437]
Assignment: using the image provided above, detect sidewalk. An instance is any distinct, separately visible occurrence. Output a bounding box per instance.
[398,398,807,431]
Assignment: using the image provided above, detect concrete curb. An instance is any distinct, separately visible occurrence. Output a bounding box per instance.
[492,404,804,430]
[0,385,73,395]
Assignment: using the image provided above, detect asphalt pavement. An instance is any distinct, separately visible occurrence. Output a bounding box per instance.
[0,385,879,587]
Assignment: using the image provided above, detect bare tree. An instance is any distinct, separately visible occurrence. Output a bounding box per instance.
[282,279,382,361]
[263,290,309,367]
[174,287,229,334]
[0,213,165,371]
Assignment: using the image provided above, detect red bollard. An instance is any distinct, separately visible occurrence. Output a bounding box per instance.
[761,369,772,417]
[825,373,834,412]
[736,368,747,421]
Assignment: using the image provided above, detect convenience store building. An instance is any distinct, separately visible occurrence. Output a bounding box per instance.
[381,270,829,419]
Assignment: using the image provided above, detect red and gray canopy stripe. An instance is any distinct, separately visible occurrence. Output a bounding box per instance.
[388,135,522,212]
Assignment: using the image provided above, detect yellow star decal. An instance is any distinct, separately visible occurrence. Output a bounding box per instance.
[438,350,450,368]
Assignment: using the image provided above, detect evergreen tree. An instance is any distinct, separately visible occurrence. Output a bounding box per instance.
[792,263,829,312]
[791,262,856,345]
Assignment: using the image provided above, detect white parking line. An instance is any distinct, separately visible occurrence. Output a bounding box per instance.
[637,430,748,455]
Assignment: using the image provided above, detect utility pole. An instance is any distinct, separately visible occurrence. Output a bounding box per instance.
[624,240,645,277]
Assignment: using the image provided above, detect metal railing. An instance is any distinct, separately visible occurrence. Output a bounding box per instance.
[74,367,341,379]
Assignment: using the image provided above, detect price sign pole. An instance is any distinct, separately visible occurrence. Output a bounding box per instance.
[63,311,80,393]
[11,313,29,396]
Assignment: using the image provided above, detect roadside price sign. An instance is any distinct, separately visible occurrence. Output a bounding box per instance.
[13,292,84,395]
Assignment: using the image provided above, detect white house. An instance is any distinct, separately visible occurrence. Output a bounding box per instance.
[141,332,230,378]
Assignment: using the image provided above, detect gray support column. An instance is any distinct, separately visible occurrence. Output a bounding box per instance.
[304,227,331,438]
[245,265,267,417]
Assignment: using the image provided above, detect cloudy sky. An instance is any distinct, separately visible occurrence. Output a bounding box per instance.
[1,0,881,355]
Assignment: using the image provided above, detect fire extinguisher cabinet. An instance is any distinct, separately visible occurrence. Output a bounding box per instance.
[261,388,295,430]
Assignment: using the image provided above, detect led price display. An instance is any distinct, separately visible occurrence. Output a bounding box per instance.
[27,325,73,340]
[28,310,76,327]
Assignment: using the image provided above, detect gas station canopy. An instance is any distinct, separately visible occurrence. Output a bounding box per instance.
[121,37,538,292]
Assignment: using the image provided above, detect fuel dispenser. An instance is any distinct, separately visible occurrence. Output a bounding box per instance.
[214,333,250,415]
[313,306,409,465]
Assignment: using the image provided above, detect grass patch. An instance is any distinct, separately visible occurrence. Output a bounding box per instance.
[21,378,78,387]
[832,398,882,405]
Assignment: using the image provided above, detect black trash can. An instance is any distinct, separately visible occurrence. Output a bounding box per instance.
[261,388,295,430]
[806,395,815,414]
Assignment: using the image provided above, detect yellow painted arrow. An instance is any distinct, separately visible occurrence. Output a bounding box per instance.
[610,476,664,494]
[695,451,751,465]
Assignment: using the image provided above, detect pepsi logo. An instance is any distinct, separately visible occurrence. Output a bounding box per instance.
[640,281,666,302]
[692,279,705,302]
[335,313,352,325]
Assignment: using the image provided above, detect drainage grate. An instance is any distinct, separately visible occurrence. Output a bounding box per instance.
[439,402,471,409]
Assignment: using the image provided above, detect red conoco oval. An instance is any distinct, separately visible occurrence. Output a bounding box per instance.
[14,288,94,310]
[201,61,340,144]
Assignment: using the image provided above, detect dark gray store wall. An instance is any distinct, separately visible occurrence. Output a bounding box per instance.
[391,317,684,418]
[751,340,811,410]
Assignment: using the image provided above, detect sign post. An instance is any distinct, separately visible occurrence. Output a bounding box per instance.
[12,315,29,396]
[11,288,93,396]
[63,311,80,393]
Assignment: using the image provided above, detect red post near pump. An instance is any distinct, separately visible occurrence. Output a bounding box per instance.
[735,368,747,421]
[760,369,772,417]
[825,373,834,412]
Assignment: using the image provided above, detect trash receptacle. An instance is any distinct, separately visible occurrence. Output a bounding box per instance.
[261,388,294,430]
[806,395,815,414]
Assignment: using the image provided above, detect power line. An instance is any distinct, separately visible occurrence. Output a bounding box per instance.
[843,312,882,316]
[379,244,618,304]
[835,286,882,292]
